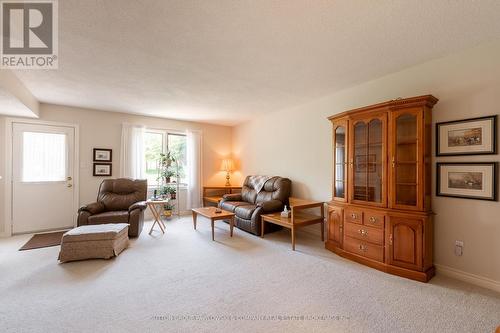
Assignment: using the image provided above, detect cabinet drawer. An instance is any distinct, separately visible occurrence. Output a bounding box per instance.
[363,211,385,229]
[345,209,363,225]
[344,223,384,245]
[344,236,384,262]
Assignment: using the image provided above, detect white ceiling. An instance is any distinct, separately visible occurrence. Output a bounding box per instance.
[0,88,37,117]
[13,0,500,125]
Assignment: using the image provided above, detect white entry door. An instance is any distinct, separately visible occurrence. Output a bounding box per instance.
[12,123,76,234]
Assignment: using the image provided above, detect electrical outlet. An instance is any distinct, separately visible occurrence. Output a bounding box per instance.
[455,240,464,256]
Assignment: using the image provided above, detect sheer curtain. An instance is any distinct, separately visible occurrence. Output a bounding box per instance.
[186,129,202,209]
[120,124,145,179]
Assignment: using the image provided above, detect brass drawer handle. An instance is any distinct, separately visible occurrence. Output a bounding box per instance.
[351,213,357,219]
[358,244,368,252]
[358,229,368,236]
[369,216,376,223]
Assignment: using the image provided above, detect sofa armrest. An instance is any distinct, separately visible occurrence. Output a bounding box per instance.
[257,199,284,213]
[129,201,147,212]
[220,193,242,203]
[78,202,105,215]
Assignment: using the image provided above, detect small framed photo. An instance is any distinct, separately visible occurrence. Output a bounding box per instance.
[93,163,112,177]
[436,115,497,156]
[437,162,497,201]
[93,148,112,162]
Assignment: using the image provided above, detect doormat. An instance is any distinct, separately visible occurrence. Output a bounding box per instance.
[19,231,69,251]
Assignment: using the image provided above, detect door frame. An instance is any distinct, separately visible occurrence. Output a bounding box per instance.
[3,118,80,237]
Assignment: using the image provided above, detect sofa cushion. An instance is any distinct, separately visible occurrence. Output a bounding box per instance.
[62,223,129,242]
[88,211,129,225]
[235,204,258,220]
[220,201,249,213]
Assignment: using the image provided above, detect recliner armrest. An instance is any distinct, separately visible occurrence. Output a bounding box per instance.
[221,193,242,202]
[257,199,283,212]
[78,202,105,215]
[129,201,147,212]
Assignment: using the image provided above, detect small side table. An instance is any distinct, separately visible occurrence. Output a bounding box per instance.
[202,186,242,207]
[192,207,235,241]
[261,198,324,250]
[147,199,168,235]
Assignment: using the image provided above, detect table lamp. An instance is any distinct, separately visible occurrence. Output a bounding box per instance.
[220,158,235,186]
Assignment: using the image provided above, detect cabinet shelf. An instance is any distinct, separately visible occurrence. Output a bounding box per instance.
[354,143,383,148]
[396,140,417,145]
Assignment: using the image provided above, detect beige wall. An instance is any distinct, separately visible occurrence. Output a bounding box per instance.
[233,41,500,283]
[0,104,232,234]
[0,117,5,234]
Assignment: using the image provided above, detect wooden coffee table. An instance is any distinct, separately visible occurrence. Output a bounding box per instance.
[191,207,235,241]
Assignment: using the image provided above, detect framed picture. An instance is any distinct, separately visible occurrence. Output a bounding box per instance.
[436,115,497,156]
[93,163,112,177]
[355,154,377,173]
[93,148,112,162]
[436,162,497,201]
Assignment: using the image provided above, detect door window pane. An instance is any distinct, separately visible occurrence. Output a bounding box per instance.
[22,132,66,182]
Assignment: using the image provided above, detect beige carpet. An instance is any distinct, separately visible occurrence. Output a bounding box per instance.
[0,216,499,333]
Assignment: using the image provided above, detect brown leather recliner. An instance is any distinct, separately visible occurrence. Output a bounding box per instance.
[219,176,291,235]
[77,178,147,237]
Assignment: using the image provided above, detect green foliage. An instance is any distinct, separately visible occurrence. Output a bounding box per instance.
[163,202,175,210]
[160,185,176,195]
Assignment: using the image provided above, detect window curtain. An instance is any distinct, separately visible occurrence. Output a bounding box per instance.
[120,124,145,179]
[186,129,202,209]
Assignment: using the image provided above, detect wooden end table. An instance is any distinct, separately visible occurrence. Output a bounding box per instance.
[202,186,242,207]
[191,207,235,241]
[261,198,324,250]
[147,199,169,235]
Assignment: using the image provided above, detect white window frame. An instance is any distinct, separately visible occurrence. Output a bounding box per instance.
[144,128,187,188]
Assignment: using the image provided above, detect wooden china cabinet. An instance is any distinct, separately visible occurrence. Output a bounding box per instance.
[326,95,437,282]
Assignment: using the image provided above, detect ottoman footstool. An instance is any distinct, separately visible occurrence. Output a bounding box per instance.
[58,223,130,263]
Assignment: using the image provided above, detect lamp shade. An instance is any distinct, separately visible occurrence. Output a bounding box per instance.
[220,158,235,172]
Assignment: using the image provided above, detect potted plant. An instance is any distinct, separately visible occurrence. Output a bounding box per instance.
[160,185,177,200]
[158,152,176,183]
[163,202,175,217]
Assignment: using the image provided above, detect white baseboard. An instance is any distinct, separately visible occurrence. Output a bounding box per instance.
[435,263,500,293]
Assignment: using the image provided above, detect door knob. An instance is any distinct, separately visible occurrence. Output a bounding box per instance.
[67,184,73,188]
[67,176,72,181]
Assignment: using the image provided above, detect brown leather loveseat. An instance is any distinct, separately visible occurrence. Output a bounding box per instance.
[219,176,291,235]
[77,178,147,237]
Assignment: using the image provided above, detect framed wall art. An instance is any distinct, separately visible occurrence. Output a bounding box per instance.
[436,162,497,201]
[436,115,497,156]
[93,163,112,177]
[93,148,113,162]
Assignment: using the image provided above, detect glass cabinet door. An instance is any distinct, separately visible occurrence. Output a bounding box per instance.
[333,122,347,201]
[391,110,421,209]
[353,121,368,201]
[350,115,386,206]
